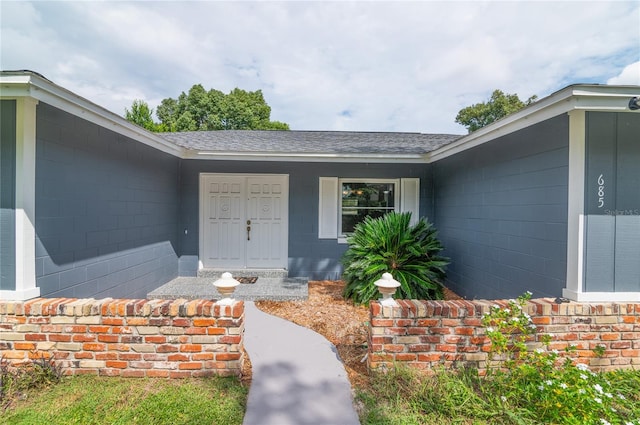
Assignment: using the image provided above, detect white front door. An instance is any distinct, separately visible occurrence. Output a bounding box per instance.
[200,174,288,269]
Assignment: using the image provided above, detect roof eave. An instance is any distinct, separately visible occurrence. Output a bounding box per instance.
[0,71,185,158]
[427,84,640,163]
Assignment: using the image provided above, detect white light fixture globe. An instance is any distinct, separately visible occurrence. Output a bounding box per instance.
[213,272,240,305]
[374,272,401,307]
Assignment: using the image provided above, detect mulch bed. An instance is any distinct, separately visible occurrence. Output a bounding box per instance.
[254,280,463,387]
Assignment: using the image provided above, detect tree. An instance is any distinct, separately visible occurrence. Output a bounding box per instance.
[124,100,160,131]
[455,89,538,133]
[154,84,290,132]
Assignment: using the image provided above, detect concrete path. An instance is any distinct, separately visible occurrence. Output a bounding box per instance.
[243,302,361,425]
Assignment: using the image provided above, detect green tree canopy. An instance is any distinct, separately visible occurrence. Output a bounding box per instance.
[124,100,160,132]
[455,89,538,133]
[154,84,289,132]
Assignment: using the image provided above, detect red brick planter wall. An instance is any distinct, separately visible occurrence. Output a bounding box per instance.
[0,298,244,378]
[368,298,640,373]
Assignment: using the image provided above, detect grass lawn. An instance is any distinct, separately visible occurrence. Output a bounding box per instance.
[3,282,639,425]
[356,367,640,425]
[0,375,247,425]
[3,367,638,425]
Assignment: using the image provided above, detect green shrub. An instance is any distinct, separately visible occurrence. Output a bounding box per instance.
[481,293,640,424]
[481,291,540,369]
[342,211,449,304]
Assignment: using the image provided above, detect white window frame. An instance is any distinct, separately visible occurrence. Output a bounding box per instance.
[339,178,400,240]
[318,177,420,243]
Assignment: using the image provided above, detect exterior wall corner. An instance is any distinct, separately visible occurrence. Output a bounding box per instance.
[7,97,39,300]
[565,110,586,299]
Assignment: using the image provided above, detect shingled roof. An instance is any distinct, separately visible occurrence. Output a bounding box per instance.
[160,130,461,155]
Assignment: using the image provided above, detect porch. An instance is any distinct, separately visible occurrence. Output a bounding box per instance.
[148,269,309,301]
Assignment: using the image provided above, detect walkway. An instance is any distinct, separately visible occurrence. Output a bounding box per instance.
[149,276,359,423]
[242,301,361,425]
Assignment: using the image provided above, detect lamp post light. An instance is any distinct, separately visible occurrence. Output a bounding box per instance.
[213,272,240,305]
[374,272,401,307]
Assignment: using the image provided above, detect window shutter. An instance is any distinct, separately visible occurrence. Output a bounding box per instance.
[318,177,338,238]
[401,178,420,225]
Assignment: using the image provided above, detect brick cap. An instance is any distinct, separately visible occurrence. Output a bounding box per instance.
[1,298,244,318]
[370,298,640,318]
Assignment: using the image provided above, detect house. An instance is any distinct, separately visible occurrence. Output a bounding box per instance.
[1,70,638,302]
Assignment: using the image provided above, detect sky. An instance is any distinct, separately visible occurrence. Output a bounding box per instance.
[1,1,639,135]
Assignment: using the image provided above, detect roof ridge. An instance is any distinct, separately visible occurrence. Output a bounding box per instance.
[162,129,461,137]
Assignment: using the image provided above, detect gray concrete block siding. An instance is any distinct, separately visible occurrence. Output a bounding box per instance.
[179,160,431,280]
[35,103,180,298]
[0,100,16,292]
[432,115,570,299]
[30,100,433,296]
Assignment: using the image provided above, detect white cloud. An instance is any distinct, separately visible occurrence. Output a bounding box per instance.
[607,61,640,85]
[2,1,639,134]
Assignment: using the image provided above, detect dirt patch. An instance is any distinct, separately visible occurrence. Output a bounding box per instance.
[254,280,462,388]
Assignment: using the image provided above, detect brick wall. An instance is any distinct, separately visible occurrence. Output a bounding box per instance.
[0,298,244,378]
[368,298,640,373]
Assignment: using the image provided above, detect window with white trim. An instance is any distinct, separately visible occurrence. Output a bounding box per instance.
[318,177,420,241]
[340,179,398,234]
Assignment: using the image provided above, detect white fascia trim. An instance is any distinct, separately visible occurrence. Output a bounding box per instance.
[0,74,184,157]
[562,289,640,303]
[190,151,427,163]
[427,85,640,163]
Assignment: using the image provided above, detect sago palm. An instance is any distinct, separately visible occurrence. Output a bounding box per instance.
[342,212,448,305]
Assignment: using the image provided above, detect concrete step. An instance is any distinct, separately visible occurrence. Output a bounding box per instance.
[197,268,288,279]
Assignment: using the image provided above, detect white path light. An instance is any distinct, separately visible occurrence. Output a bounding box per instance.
[374,272,401,307]
[213,272,240,305]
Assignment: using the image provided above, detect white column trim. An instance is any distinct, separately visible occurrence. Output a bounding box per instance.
[3,97,40,301]
[563,110,586,301]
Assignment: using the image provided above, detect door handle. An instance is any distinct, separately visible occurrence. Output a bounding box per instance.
[247,225,251,240]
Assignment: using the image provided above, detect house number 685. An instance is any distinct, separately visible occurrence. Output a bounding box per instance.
[597,174,605,208]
